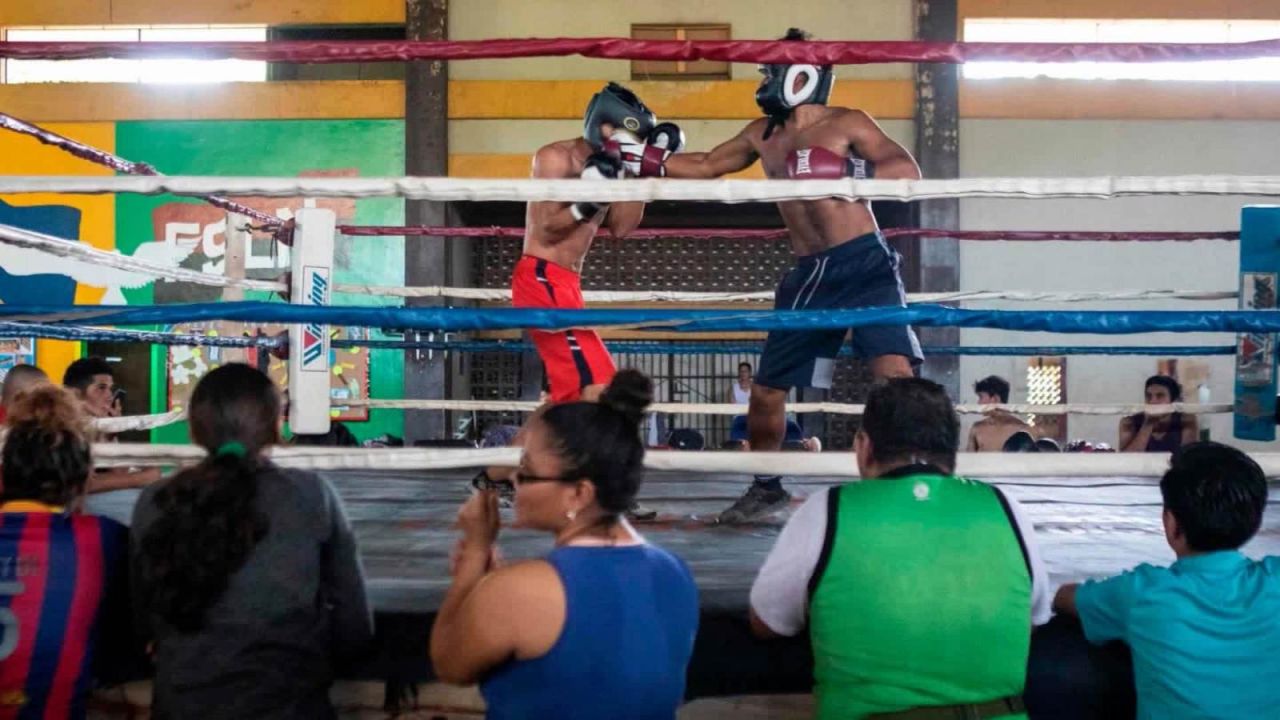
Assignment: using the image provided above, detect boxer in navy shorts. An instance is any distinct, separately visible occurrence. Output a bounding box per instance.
[647,28,924,521]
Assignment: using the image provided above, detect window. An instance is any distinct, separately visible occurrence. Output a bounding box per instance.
[964,19,1280,82]
[631,24,731,81]
[1026,357,1067,443]
[2,26,267,84]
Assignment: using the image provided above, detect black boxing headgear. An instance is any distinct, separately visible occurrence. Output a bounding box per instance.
[756,63,834,140]
[583,82,657,149]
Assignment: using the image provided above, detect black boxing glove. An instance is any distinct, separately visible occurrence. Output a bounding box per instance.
[616,123,685,178]
[571,151,624,222]
[649,122,685,154]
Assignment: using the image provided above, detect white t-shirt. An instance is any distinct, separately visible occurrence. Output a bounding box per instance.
[750,479,1052,637]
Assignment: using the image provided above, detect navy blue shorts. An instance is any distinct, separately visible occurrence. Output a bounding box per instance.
[756,232,923,391]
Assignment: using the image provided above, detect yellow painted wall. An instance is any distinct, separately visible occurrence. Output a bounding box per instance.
[449,0,915,81]
[0,123,116,381]
[0,0,403,26]
[0,79,913,123]
[958,0,1280,22]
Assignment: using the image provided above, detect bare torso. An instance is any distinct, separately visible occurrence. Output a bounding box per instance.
[747,109,880,257]
[523,138,602,273]
[969,411,1034,452]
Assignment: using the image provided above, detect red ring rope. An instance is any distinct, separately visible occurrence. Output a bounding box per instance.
[0,111,281,227]
[1,38,1278,65]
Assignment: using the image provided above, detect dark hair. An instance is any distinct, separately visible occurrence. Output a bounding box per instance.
[1034,437,1062,453]
[1145,375,1182,402]
[861,378,959,471]
[974,375,1011,404]
[1,385,91,505]
[738,362,752,373]
[539,370,653,516]
[2,364,49,407]
[62,356,114,392]
[1002,431,1039,453]
[781,27,812,41]
[1160,442,1267,552]
[139,364,278,632]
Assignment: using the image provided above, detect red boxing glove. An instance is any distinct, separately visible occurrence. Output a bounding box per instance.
[786,146,876,180]
[612,123,684,178]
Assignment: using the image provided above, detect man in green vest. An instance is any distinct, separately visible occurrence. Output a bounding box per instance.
[749,377,1050,719]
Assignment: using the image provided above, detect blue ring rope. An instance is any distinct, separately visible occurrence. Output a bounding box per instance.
[0,322,1234,356]
[0,302,1275,334]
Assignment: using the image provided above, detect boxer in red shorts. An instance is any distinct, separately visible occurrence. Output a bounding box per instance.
[512,82,683,402]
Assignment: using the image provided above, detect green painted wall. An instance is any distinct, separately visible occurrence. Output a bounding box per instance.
[113,120,406,444]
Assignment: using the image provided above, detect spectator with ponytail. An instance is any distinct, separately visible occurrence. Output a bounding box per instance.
[0,384,130,718]
[130,364,372,719]
[431,369,700,719]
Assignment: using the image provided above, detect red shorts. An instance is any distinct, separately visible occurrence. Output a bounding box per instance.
[511,255,615,403]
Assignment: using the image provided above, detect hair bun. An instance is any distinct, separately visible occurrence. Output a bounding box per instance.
[600,369,653,425]
[6,385,85,436]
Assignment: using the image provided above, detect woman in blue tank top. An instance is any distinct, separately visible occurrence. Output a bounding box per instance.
[431,370,700,720]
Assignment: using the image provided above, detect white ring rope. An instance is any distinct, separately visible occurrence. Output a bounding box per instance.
[0,223,283,292]
[93,410,186,434]
[91,443,1280,478]
[103,402,1234,432]
[3,223,1236,305]
[343,399,1233,417]
[3,175,1280,202]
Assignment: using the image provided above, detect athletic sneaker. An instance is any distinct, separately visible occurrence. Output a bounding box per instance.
[717,483,792,524]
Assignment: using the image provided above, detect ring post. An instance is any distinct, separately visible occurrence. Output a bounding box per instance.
[288,208,335,435]
[1234,205,1280,441]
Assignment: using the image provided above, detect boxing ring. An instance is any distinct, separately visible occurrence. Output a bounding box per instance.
[3,31,1280,713]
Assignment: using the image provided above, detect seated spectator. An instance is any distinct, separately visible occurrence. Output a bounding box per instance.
[0,363,50,425]
[0,385,130,718]
[726,361,752,405]
[431,370,699,718]
[1054,442,1280,718]
[1118,375,1198,452]
[131,364,373,719]
[1034,437,1062,453]
[666,427,706,450]
[1003,430,1040,453]
[480,423,521,449]
[62,357,161,492]
[292,421,360,447]
[967,375,1036,452]
[750,377,1050,719]
[1065,440,1115,453]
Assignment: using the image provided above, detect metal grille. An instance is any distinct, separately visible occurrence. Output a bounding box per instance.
[612,348,758,448]
[466,351,525,441]
[475,236,793,291]
[823,356,875,451]
[467,230,875,451]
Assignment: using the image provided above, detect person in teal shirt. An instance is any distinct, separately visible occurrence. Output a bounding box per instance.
[1054,442,1280,719]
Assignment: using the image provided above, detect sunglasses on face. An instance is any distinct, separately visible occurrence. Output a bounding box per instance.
[469,464,574,494]
[513,466,574,486]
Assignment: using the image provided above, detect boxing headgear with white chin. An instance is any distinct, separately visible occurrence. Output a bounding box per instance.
[756,63,834,140]
[583,82,657,150]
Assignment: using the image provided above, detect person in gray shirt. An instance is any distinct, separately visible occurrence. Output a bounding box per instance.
[130,364,373,719]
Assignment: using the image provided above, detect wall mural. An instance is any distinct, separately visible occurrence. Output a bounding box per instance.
[0,119,407,442]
